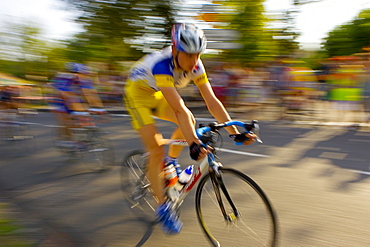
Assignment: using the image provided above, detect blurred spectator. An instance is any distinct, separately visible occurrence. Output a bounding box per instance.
[225,65,242,108]
[0,85,20,111]
[208,64,229,105]
[327,61,364,122]
[362,61,370,123]
[0,86,12,110]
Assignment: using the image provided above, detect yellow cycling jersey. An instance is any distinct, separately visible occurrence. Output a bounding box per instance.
[127,46,209,90]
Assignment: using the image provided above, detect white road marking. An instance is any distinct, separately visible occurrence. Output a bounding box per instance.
[217,148,270,157]
[27,116,271,158]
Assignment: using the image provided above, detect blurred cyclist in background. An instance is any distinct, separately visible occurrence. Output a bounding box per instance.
[124,23,256,234]
[50,62,106,147]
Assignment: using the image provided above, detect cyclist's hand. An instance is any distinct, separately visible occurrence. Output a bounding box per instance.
[229,132,257,145]
[243,133,257,145]
[88,108,107,115]
[189,142,208,160]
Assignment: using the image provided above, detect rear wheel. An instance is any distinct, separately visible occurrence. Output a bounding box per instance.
[120,150,158,222]
[83,137,115,172]
[195,167,278,247]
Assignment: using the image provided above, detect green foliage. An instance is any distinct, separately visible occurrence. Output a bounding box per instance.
[221,0,267,65]
[351,9,370,52]
[60,0,177,61]
[0,21,56,77]
[219,0,299,66]
[293,0,322,6]
[271,8,300,55]
[5,0,370,73]
[0,203,33,247]
[324,9,370,57]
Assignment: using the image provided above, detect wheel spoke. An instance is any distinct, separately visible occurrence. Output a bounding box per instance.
[121,151,157,222]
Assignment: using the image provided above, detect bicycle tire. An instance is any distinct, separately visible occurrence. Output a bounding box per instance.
[195,167,278,247]
[83,137,115,172]
[120,150,158,222]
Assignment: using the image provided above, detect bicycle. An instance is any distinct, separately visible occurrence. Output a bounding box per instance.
[120,120,278,246]
[55,111,115,172]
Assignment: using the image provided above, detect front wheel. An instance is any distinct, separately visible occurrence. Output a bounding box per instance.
[195,167,278,247]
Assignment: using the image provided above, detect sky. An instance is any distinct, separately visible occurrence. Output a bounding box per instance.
[0,0,81,40]
[264,0,370,49]
[1,0,370,49]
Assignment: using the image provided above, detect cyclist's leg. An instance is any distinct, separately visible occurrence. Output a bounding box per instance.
[60,90,88,112]
[51,100,73,141]
[154,93,195,159]
[168,127,185,158]
[56,112,71,140]
[137,123,166,204]
[124,84,183,234]
[124,83,167,205]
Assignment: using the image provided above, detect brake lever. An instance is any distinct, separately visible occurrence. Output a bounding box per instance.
[253,122,263,143]
[256,135,263,144]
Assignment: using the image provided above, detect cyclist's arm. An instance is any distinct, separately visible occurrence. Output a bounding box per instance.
[197,81,256,145]
[194,75,239,135]
[50,74,86,112]
[155,71,202,146]
[76,74,102,108]
[160,86,202,146]
[60,91,88,112]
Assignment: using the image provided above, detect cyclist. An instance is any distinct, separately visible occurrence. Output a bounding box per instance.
[124,23,256,234]
[50,62,106,146]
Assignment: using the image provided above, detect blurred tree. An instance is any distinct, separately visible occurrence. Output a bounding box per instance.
[261,0,322,60]
[323,24,354,57]
[0,26,21,62]
[215,0,278,66]
[349,9,370,53]
[210,0,303,65]
[0,22,47,62]
[219,0,267,65]
[0,21,51,77]
[19,25,48,62]
[43,43,71,77]
[324,9,370,57]
[293,0,322,5]
[267,8,300,56]
[60,0,177,62]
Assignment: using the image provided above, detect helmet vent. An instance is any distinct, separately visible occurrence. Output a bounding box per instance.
[180,34,188,46]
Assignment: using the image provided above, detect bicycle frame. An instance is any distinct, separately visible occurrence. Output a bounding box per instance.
[159,120,255,209]
[122,120,278,246]
[156,138,214,209]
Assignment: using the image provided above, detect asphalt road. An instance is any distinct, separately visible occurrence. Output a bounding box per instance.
[0,112,369,246]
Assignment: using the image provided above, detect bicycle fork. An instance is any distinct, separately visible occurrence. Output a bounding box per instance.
[209,166,240,223]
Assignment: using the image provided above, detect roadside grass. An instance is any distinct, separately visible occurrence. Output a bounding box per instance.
[0,202,34,247]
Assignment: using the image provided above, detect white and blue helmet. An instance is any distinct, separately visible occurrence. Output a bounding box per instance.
[171,23,207,54]
[65,62,91,74]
